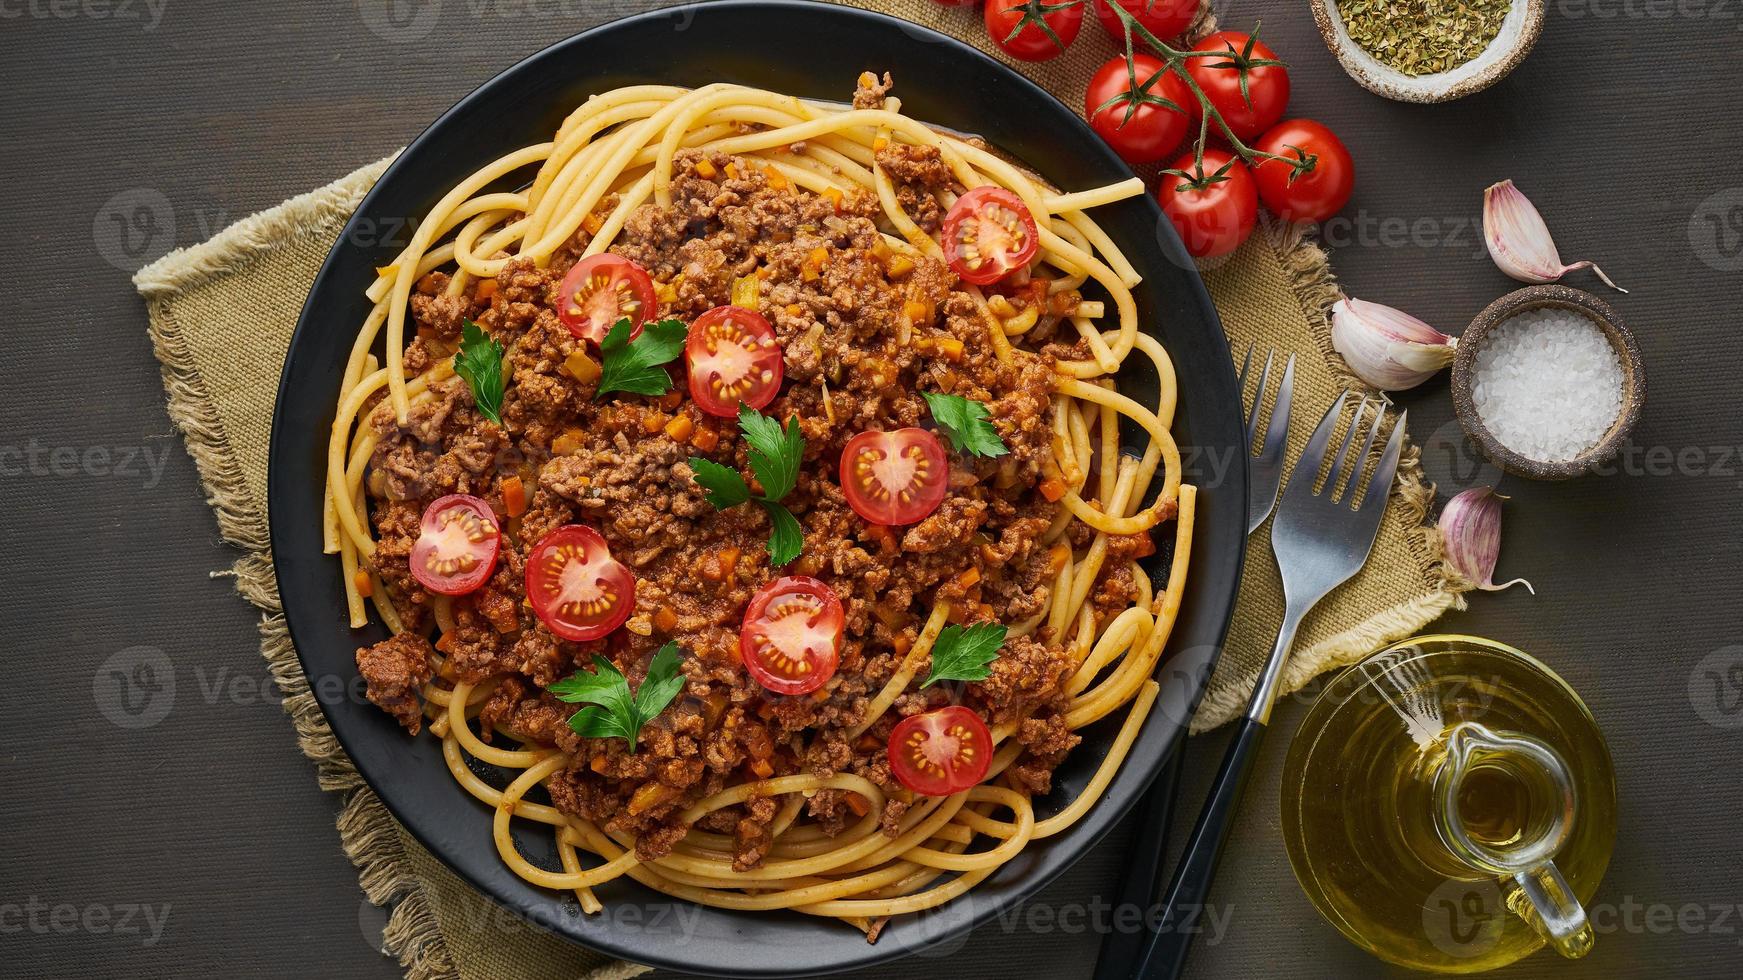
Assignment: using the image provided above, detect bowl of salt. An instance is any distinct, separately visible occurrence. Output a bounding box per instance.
[1450,285,1645,480]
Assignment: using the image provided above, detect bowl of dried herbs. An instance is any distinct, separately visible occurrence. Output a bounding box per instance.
[1308,0,1545,102]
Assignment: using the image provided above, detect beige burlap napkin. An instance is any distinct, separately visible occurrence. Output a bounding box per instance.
[134,5,1461,978]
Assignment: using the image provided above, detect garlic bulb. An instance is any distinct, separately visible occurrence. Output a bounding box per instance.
[1483,180,1627,293]
[1439,487,1534,594]
[1330,296,1457,391]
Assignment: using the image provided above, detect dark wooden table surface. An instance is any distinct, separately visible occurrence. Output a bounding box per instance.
[4,2,1740,977]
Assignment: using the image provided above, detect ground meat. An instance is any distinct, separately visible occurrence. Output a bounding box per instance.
[354,79,1123,871]
[356,634,435,733]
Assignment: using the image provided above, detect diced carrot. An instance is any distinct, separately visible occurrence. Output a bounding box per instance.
[978,603,995,620]
[844,793,870,817]
[659,389,683,410]
[724,162,740,179]
[435,632,456,654]
[581,212,604,235]
[474,279,498,302]
[750,758,774,779]
[563,350,600,384]
[665,414,694,442]
[642,411,668,434]
[885,254,915,279]
[694,158,717,179]
[903,297,932,324]
[552,428,585,456]
[810,246,830,267]
[1047,542,1072,575]
[653,606,679,632]
[701,546,741,582]
[690,426,720,452]
[629,782,679,815]
[824,187,844,212]
[591,755,610,774]
[872,137,889,152]
[500,475,527,517]
[353,569,375,598]
[956,567,981,589]
[785,303,803,318]
[765,167,790,191]
[933,337,964,362]
[1039,477,1067,502]
[892,634,913,657]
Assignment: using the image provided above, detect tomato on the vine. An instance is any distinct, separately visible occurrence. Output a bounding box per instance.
[984,0,1084,62]
[1157,147,1258,259]
[1092,0,1198,43]
[1251,119,1355,223]
[1086,54,1193,165]
[1184,30,1290,143]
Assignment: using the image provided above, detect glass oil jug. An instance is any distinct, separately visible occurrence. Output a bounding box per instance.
[1280,635,1616,973]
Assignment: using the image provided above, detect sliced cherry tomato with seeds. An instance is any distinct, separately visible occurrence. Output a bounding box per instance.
[740,576,844,695]
[555,254,657,346]
[409,494,501,596]
[941,187,1040,286]
[685,305,784,417]
[524,525,635,642]
[840,428,950,526]
[888,705,993,797]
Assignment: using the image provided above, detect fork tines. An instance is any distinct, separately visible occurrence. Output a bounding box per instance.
[1289,391,1407,513]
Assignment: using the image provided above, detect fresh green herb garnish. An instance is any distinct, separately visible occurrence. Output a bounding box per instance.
[548,643,687,752]
[688,406,806,566]
[595,317,688,399]
[921,623,1007,688]
[922,392,1008,459]
[454,320,505,424]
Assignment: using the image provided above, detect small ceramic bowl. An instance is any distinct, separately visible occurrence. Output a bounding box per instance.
[1450,285,1645,480]
[1308,0,1546,103]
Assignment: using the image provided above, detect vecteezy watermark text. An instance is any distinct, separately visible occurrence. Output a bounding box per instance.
[0,0,168,31]
[0,898,171,946]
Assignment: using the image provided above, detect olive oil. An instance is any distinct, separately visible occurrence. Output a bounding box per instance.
[1281,636,1616,973]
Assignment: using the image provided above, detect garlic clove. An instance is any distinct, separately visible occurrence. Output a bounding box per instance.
[1483,179,1627,293]
[1439,487,1535,594]
[1330,296,1458,391]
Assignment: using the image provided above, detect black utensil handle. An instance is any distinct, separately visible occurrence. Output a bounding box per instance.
[1133,716,1268,980]
[1092,737,1188,980]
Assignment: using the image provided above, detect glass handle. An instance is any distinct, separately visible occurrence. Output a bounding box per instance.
[1512,860,1595,960]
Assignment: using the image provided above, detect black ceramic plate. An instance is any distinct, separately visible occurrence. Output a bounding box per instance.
[269,3,1245,975]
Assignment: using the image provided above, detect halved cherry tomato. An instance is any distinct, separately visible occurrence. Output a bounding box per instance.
[984,0,1084,62]
[554,254,657,346]
[840,428,950,526]
[685,305,784,417]
[1158,147,1258,259]
[739,576,844,695]
[409,495,501,596]
[1093,0,1199,43]
[941,187,1040,286]
[1184,31,1291,143]
[1251,119,1355,223]
[524,525,635,642]
[1086,53,1193,165]
[888,705,993,797]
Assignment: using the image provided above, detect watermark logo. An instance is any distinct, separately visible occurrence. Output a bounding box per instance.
[1422,877,1506,959]
[1689,187,1743,272]
[93,187,175,273]
[1419,416,1502,497]
[93,646,176,730]
[1689,645,1743,730]
[358,0,442,42]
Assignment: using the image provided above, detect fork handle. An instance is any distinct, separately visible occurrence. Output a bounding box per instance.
[1131,716,1266,979]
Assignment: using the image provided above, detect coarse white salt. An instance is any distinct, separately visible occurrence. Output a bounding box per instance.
[1469,308,1624,462]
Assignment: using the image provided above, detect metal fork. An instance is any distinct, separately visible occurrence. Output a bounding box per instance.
[1133,392,1408,980]
[1092,347,1295,980]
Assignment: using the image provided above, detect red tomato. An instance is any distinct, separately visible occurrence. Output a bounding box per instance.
[1184,31,1291,143]
[888,705,993,797]
[685,305,783,417]
[840,428,950,526]
[1251,119,1355,223]
[1086,54,1193,165]
[739,576,844,695]
[524,525,635,642]
[408,494,501,596]
[984,0,1084,62]
[941,187,1040,286]
[1158,148,1258,259]
[554,254,657,346]
[1092,0,1198,43]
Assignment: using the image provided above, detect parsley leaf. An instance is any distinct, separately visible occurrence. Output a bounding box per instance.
[595,317,688,399]
[549,643,686,752]
[922,392,1008,459]
[453,320,505,424]
[688,408,807,566]
[738,405,803,500]
[687,457,752,509]
[921,623,1007,688]
[757,499,804,567]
